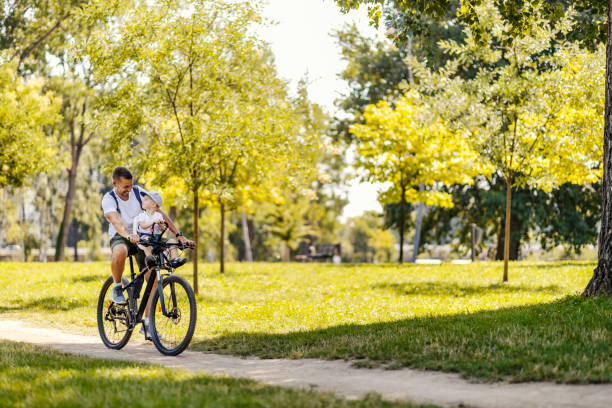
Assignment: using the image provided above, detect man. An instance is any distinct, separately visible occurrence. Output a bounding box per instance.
[101,166,194,306]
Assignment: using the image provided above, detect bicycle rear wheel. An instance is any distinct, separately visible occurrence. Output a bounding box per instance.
[149,274,196,356]
[97,276,133,349]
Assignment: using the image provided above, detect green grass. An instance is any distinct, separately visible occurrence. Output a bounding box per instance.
[0,261,610,382]
[0,340,430,408]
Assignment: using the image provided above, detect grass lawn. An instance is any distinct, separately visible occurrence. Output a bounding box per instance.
[0,340,429,408]
[0,261,610,383]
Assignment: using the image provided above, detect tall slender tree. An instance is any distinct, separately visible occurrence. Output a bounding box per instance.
[350,91,487,263]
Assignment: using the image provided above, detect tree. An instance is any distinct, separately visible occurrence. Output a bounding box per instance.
[350,90,487,263]
[85,0,316,282]
[51,76,100,261]
[264,193,314,262]
[336,0,612,296]
[0,0,85,70]
[410,2,602,280]
[333,5,464,143]
[420,176,601,259]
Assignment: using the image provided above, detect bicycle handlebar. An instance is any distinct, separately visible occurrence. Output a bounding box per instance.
[138,240,194,250]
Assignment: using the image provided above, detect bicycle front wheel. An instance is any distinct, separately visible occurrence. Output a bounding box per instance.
[150,274,197,356]
[97,276,133,349]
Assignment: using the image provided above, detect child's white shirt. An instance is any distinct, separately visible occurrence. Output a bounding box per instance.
[133,211,164,235]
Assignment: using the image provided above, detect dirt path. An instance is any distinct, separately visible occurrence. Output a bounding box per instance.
[0,319,609,408]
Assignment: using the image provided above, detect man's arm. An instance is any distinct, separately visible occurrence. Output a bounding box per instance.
[106,212,139,243]
[156,209,195,246]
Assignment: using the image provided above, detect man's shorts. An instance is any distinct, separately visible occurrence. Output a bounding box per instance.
[110,234,146,272]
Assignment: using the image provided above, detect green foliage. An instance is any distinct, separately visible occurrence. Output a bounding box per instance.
[336,1,606,48]
[411,2,602,190]
[83,0,315,203]
[0,59,60,188]
[333,7,464,143]
[351,91,487,207]
[421,176,601,259]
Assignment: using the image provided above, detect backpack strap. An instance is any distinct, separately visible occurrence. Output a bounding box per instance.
[107,186,144,215]
[109,190,121,215]
[133,185,143,210]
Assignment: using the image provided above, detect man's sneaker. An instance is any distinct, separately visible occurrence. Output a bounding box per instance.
[111,284,127,305]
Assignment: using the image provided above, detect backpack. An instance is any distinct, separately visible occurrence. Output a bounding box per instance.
[106,185,143,215]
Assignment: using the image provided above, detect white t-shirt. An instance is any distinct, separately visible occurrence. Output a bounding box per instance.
[101,186,149,237]
[133,211,164,235]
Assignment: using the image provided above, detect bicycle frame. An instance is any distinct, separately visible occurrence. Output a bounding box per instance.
[122,241,181,327]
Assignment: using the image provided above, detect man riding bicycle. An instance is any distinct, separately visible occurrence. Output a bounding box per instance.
[101,166,194,336]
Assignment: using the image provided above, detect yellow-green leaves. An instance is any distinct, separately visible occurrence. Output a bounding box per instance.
[0,59,60,187]
[350,90,489,207]
[412,1,603,190]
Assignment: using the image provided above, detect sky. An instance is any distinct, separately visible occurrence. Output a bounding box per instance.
[258,0,385,219]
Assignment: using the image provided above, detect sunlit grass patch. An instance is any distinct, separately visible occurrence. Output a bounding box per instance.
[0,260,608,382]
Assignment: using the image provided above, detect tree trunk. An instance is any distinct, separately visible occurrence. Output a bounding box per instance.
[503,173,514,282]
[399,185,406,264]
[55,108,87,262]
[220,201,225,274]
[282,243,290,262]
[39,203,46,262]
[495,214,521,261]
[193,188,199,295]
[20,189,26,262]
[73,221,78,262]
[55,164,78,261]
[411,183,424,262]
[584,0,612,296]
[241,208,253,262]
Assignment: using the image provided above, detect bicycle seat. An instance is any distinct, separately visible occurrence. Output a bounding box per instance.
[168,257,187,268]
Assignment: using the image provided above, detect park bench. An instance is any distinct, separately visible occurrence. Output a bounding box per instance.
[295,243,341,262]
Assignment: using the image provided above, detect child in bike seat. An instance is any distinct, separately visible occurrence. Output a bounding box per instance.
[133,190,166,258]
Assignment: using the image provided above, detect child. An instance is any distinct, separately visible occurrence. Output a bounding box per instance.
[133,191,166,258]
[132,190,166,339]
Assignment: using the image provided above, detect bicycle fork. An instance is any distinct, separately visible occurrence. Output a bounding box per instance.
[155,268,179,317]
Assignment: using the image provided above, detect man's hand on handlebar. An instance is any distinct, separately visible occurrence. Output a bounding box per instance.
[177,235,195,248]
[126,233,140,244]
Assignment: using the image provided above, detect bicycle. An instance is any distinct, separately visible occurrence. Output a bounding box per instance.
[96,233,197,356]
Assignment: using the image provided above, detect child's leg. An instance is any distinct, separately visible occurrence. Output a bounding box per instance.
[142,245,157,321]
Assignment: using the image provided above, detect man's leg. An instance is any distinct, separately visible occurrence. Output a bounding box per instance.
[143,268,158,320]
[109,235,130,304]
[111,244,128,284]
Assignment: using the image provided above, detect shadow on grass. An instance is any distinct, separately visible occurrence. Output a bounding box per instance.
[0,341,419,408]
[372,282,562,297]
[191,296,612,383]
[71,275,100,283]
[526,263,596,270]
[0,296,89,312]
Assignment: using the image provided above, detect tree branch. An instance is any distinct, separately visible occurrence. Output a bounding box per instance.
[14,12,71,66]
